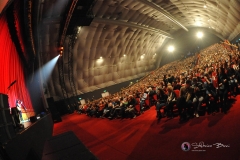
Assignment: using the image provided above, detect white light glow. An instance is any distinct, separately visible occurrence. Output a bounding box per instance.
[97,58,103,63]
[141,55,144,59]
[197,32,203,38]
[168,46,175,52]
[195,21,202,26]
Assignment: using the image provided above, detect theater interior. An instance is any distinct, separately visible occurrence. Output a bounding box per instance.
[0,0,240,159]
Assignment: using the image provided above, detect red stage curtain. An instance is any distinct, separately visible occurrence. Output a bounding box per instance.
[0,13,33,112]
[13,0,28,62]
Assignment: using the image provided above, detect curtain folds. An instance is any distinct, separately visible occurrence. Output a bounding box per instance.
[0,13,33,112]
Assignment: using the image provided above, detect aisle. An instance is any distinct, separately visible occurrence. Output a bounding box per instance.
[53,96,240,160]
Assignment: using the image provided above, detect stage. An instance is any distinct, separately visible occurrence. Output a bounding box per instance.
[2,114,53,160]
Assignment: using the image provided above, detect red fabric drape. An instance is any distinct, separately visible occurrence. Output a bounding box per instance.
[14,0,28,62]
[0,13,33,112]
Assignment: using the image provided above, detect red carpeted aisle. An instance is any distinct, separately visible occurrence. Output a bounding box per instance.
[53,96,240,160]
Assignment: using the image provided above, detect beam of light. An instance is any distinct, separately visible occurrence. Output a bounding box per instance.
[196,32,203,39]
[27,55,60,112]
[41,55,60,82]
[168,45,175,52]
[28,55,60,84]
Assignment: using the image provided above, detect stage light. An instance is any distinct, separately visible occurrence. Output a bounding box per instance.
[197,32,203,38]
[59,46,64,56]
[168,45,174,52]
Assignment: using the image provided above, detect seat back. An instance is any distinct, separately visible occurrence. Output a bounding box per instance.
[174,90,180,98]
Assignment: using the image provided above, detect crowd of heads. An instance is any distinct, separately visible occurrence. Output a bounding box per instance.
[77,41,240,121]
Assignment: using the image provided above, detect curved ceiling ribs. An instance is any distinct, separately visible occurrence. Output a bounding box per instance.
[40,0,240,100]
[137,0,188,32]
[93,17,173,39]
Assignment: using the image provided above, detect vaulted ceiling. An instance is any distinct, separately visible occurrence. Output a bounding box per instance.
[38,0,240,100]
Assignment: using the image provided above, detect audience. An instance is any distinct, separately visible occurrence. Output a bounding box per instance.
[76,41,240,122]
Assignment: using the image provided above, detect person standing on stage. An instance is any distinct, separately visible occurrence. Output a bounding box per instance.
[16,100,23,121]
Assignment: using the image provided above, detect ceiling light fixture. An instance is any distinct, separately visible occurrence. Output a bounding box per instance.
[196,32,203,38]
[167,46,174,52]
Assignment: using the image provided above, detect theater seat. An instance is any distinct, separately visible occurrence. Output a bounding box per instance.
[172,90,180,113]
[135,98,141,114]
[153,95,157,101]
[174,90,180,98]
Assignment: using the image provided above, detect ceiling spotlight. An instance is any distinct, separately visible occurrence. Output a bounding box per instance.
[196,32,203,38]
[168,46,174,52]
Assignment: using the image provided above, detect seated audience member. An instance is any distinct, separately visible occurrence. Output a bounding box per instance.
[88,102,98,117]
[155,88,167,119]
[97,101,105,117]
[180,77,186,86]
[203,73,218,114]
[140,91,148,112]
[165,86,177,119]
[108,97,121,119]
[125,95,137,118]
[118,97,128,118]
[101,100,113,118]
[192,77,204,117]
[218,67,229,113]
[177,80,194,121]
[86,103,92,116]
[77,104,84,114]
[227,63,237,96]
[172,80,181,90]
[148,87,156,107]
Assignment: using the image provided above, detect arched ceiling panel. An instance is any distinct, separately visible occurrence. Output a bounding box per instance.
[39,0,239,99]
